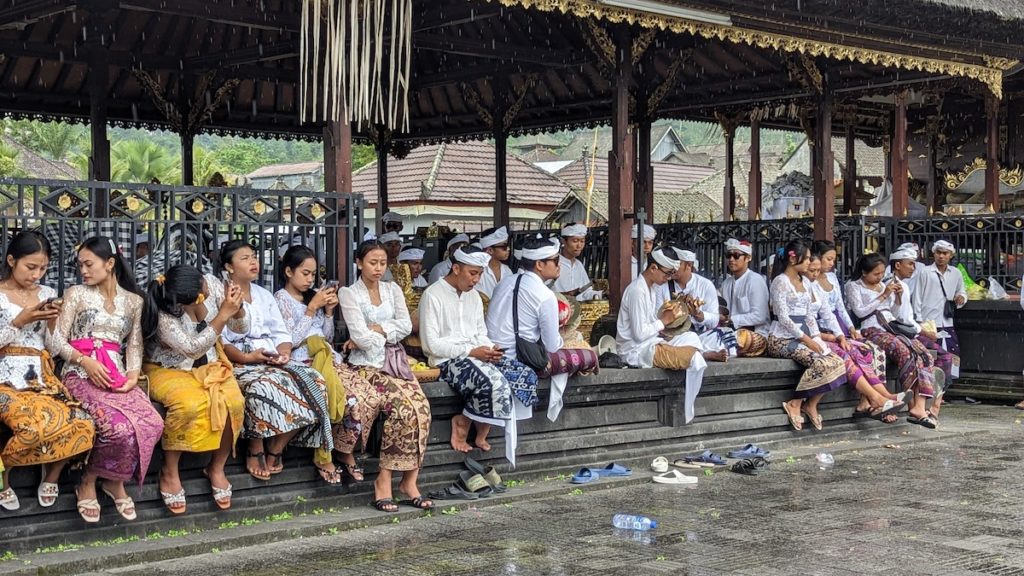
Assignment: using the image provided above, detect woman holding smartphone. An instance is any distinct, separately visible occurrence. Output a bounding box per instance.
[275,246,369,484]
[141,265,247,513]
[218,240,333,482]
[0,231,94,512]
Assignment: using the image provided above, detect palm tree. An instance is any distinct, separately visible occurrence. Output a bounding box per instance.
[111,139,181,184]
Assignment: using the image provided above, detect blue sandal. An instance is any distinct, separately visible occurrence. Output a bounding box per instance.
[594,463,632,477]
[570,468,599,484]
[727,444,770,459]
[684,450,726,466]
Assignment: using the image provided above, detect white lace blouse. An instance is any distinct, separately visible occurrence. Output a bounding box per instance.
[0,285,57,389]
[768,274,822,340]
[148,274,249,370]
[274,289,338,363]
[338,279,411,369]
[51,284,144,378]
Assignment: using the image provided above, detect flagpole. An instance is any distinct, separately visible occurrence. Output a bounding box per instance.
[584,128,599,225]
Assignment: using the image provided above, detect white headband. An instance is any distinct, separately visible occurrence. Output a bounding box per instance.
[134,233,150,245]
[446,233,470,250]
[725,238,752,256]
[453,247,491,268]
[632,224,656,240]
[561,223,588,238]
[398,248,425,262]
[932,240,955,254]
[381,211,402,223]
[378,231,401,244]
[890,248,917,261]
[519,237,560,261]
[678,249,699,271]
[651,248,680,272]
[897,242,919,252]
[480,226,509,248]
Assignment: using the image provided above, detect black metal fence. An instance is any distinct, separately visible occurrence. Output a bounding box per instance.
[512,214,1024,294]
[0,178,364,294]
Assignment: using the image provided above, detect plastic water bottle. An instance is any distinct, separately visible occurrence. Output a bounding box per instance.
[612,514,657,531]
[816,453,835,470]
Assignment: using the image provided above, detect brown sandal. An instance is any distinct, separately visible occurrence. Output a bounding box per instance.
[266,452,284,475]
[246,452,271,481]
[315,464,342,485]
[782,402,803,431]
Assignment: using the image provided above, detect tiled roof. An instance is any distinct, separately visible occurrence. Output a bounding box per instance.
[352,141,571,207]
[780,137,886,179]
[559,124,680,162]
[246,162,322,179]
[554,156,716,196]
[3,136,79,180]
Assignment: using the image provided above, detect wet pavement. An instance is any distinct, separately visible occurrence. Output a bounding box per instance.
[74,405,1024,575]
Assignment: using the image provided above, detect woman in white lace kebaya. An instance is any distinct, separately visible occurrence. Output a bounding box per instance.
[142,265,247,513]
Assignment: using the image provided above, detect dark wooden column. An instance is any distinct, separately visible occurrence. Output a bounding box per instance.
[374,128,391,235]
[493,75,510,228]
[181,133,195,186]
[637,117,654,221]
[1009,97,1023,166]
[86,4,115,218]
[985,94,1001,211]
[842,125,857,214]
[608,26,634,312]
[925,116,939,215]
[179,74,195,186]
[812,89,834,240]
[324,119,354,284]
[722,120,736,220]
[891,91,909,218]
[748,117,762,219]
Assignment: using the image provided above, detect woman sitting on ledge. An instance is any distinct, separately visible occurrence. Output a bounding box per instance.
[767,240,848,431]
[142,265,246,513]
[0,232,94,512]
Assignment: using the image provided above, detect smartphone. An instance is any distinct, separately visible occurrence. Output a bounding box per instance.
[323,280,340,290]
[261,350,281,359]
[41,297,63,310]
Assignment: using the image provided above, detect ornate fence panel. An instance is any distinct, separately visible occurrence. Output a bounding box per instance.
[0,178,364,294]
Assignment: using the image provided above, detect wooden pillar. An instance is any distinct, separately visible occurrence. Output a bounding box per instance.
[608,26,634,312]
[891,91,909,218]
[324,119,354,284]
[493,75,510,228]
[637,117,654,221]
[374,130,390,235]
[722,121,736,220]
[985,94,1001,211]
[842,125,857,214]
[812,88,834,241]
[925,117,939,215]
[748,117,762,219]
[1009,97,1023,166]
[181,133,195,186]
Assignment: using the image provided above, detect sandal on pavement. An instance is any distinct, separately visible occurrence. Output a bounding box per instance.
[74,487,99,523]
[727,444,770,459]
[683,450,727,467]
[371,498,399,513]
[37,482,59,508]
[870,400,904,421]
[1015,400,1024,410]
[464,457,507,492]
[101,486,137,521]
[428,485,479,501]
[651,456,669,473]
[160,489,187,515]
[652,469,698,485]
[782,402,804,431]
[570,467,599,484]
[246,452,271,481]
[0,487,20,511]
[730,458,761,476]
[907,415,938,429]
[457,471,494,497]
[671,459,702,470]
[338,462,365,482]
[594,462,632,477]
[801,409,824,431]
[404,497,435,510]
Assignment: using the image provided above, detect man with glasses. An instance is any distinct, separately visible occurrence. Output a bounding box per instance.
[616,246,708,423]
[719,238,770,356]
[553,223,603,301]
[630,224,657,280]
[665,249,719,334]
[476,226,513,299]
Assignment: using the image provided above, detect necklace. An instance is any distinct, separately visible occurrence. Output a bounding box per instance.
[2,280,33,306]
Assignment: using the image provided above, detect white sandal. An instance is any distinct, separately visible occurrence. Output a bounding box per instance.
[650,456,669,473]
[160,489,187,515]
[75,487,100,523]
[37,482,59,508]
[101,487,137,521]
[0,487,20,511]
[210,483,233,510]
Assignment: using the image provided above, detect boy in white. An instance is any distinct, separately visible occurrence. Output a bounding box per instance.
[630,223,657,280]
[719,238,770,356]
[554,223,603,301]
[428,233,470,283]
[476,226,513,299]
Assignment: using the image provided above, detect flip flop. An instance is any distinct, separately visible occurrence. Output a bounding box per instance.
[782,402,804,431]
[594,463,632,477]
[726,444,770,459]
[651,457,669,473]
[37,481,59,508]
[570,467,599,484]
[869,400,904,421]
[457,471,494,497]
[684,450,726,467]
[464,457,507,493]
[652,469,698,485]
[907,415,938,429]
[671,459,702,469]
[730,459,760,476]
[427,485,480,501]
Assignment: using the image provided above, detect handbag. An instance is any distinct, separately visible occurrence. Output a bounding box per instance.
[513,276,550,373]
[875,312,918,339]
[936,271,957,319]
[383,343,415,381]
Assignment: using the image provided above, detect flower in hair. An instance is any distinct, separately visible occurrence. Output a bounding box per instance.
[194,292,206,305]
[155,274,166,285]
[788,250,796,257]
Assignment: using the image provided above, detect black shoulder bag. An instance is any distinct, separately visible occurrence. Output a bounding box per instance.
[936,271,957,320]
[513,275,550,373]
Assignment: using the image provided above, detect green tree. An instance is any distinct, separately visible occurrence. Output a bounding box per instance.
[353,144,375,170]
[213,140,279,175]
[110,139,181,184]
[6,120,86,162]
[0,139,26,178]
[192,147,228,186]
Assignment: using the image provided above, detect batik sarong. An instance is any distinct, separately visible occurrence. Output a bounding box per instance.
[833,311,887,381]
[233,361,332,451]
[336,367,431,471]
[862,327,936,398]
[767,336,847,398]
[63,372,163,484]
[736,329,767,357]
[441,356,537,419]
[916,335,958,393]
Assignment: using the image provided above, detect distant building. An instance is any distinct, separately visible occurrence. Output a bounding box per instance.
[246,162,324,191]
[559,124,686,163]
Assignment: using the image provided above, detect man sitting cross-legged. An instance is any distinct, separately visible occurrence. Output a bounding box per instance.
[419,246,537,462]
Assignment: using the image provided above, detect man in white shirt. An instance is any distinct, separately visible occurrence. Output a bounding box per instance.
[889,247,940,425]
[364,210,403,242]
[398,246,429,288]
[420,246,537,462]
[476,226,513,299]
[630,223,657,281]
[616,247,707,422]
[428,233,470,283]
[889,241,927,294]
[718,238,770,356]
[487,235,598,421]
[665,249,719,333]
[378,231,403,282]
[553,223,603,301]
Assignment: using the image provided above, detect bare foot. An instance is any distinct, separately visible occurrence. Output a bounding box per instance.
[703,350,728,363]
[450,415,472,453]
[474,437,491,452]
[473,423,492,452]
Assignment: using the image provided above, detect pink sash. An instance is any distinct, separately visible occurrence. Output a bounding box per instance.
[69,338,127,389]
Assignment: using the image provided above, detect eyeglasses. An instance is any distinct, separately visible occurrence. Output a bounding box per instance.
[726,252,746,260]
[654,265,675,276]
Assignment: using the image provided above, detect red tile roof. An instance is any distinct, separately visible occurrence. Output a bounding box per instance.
[554,156,716,195]
[353,141,570,207]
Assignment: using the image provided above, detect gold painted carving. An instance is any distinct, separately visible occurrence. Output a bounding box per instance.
[491,0,1006,98]
[943,157,1024,189]
[647,49,691,116]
